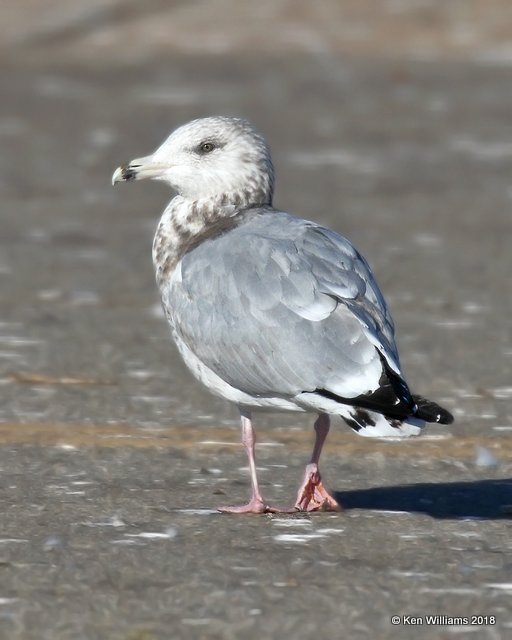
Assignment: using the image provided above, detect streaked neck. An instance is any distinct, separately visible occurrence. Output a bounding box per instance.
[152,191,269,289]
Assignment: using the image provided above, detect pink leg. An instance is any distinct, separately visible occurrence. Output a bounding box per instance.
[218,410,279,514]
[294,414,342,512]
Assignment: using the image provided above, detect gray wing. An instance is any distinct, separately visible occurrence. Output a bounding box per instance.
[165,210,402,400]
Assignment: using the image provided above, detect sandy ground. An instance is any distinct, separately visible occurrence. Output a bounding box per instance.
[0,2,511,639]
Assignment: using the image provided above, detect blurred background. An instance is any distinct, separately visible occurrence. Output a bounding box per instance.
[1,0,510,431]
[1,3,512,640]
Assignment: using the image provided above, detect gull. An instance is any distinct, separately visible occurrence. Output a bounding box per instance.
[112,116,453,513]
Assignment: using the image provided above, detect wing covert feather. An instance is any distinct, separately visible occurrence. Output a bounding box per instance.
[166,210,400,398]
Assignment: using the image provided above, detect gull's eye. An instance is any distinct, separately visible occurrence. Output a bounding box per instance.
[199,141,215,154]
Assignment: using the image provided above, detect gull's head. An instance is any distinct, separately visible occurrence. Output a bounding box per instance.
[112,116,274,204]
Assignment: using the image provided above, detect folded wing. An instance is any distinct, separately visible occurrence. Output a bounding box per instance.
[165,210,417,417]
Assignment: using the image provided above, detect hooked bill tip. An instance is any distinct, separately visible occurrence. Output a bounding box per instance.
[111,164,138,186]
[111,165,124,186]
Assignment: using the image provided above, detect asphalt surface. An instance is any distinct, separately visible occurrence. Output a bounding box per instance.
[1,2,512,639]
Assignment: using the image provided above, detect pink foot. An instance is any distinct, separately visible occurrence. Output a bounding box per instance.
[294,463,342,512]
[218,496,282,514]
[218,495,299,514]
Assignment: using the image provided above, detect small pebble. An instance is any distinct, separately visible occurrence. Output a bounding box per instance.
[474,446,498,468]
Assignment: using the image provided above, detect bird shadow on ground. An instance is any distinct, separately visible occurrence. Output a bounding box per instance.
[334,479,512,519]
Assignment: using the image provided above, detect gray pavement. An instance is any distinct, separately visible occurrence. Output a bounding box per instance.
[1,2,512,639]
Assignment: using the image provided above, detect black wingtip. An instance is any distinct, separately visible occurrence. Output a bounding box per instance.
[413,395,454,425]
[435,408,454,425]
